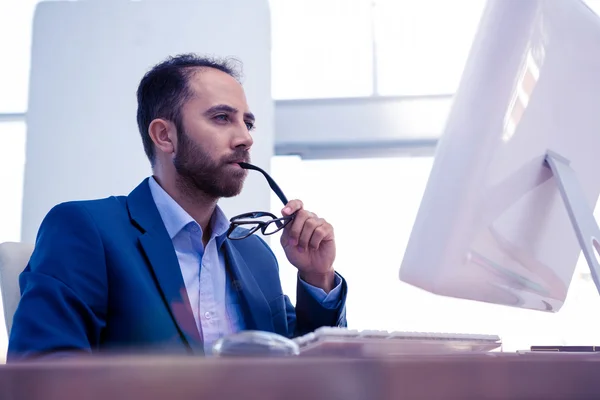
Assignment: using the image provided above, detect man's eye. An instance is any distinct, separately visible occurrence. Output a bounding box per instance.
[245,121,255,131]
[214,114,229,122]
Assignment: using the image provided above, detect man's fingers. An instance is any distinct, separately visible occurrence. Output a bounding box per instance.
[308,221,333,250]
[280,201,330,250]
[285,209,311,246]
[282,199,303,216]
[297,216,326,250]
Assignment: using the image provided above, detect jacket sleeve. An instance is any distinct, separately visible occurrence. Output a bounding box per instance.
[290,273,348,337]
[7,202,108,361]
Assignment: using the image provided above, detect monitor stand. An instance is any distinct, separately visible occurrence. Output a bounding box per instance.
[545,151,600,294]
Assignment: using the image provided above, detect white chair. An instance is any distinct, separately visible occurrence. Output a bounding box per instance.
[0,242,33,336]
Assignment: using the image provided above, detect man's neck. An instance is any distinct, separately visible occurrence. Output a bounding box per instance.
[153,174,218,243]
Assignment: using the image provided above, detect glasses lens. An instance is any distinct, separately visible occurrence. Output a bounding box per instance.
[228,224,259,240]
[263,217,292,235]
[228,212,291,239]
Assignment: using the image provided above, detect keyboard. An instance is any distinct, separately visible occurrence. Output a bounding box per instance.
[293,327,501,357]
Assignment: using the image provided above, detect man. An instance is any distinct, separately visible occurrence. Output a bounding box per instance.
[7,54,347,360]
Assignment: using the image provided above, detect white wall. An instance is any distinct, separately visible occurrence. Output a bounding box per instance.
[21,0,274,243]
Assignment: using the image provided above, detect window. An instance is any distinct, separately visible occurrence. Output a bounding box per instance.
[270,0,374,99]
[0,121,27,359]
[0,0,40,113]
[373,0,486,96]
[0,0,37,358]
[270,0,489,99]
[0,122,26,244]
[270,156,600,351]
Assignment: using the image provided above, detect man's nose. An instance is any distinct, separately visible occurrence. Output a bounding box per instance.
[232,123,254,149]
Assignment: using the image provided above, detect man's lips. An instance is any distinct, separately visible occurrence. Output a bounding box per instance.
[226,158,249,165]
[226,159,249,169]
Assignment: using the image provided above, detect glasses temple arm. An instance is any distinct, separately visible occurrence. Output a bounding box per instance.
[238,162,289,205]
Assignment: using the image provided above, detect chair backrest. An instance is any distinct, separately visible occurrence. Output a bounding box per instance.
[0,242,33,336]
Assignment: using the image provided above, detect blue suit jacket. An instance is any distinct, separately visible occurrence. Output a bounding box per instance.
[7,179,347,360]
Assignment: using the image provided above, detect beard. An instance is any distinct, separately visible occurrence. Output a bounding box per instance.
[173,130,249,199]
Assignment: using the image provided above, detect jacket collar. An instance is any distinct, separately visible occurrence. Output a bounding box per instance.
[223,239,274,332]
[126,178,204,354]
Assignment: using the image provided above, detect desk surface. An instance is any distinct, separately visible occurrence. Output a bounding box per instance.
[1,352,600,399]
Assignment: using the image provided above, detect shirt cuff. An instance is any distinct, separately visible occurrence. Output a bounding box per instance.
[298,272,343,309]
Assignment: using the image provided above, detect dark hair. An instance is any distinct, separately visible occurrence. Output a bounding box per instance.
[136,53,242,164]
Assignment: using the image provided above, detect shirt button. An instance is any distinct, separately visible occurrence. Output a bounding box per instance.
[204,312,211,320]
[190,224,200,233]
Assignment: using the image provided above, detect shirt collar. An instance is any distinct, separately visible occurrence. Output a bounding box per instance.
[148,176,230,240]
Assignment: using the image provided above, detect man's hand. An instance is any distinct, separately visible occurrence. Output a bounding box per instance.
[280,200,336,292]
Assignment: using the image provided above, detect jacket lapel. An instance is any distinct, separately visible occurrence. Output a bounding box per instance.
[223,240,274,332]
[127,179,203,354]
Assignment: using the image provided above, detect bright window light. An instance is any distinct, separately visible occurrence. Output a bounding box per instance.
[270,156,600,351]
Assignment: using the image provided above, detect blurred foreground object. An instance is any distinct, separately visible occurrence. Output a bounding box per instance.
[212,330,300,357]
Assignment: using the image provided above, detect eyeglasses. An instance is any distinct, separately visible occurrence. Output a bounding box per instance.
[226,162,295,240]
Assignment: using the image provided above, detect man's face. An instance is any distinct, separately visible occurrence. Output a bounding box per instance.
[173,68,254,198]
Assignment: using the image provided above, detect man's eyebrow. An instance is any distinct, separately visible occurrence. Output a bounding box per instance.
[244,111,256,122]
[204,104,255,121]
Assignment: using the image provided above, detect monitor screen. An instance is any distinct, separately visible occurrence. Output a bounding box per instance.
[400,0,600,313]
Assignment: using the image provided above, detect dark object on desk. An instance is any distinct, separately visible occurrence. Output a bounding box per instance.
[530,345,600,352]
[212,330,300,357]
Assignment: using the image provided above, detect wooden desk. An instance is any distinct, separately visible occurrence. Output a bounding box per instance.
[1,352,599,399]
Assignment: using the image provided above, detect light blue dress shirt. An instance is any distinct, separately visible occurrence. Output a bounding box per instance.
[148,177,342,354]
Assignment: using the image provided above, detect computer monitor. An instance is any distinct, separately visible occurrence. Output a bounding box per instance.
[399,0,600,313]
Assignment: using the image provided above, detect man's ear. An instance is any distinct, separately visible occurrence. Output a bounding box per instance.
[148,118,177,155]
